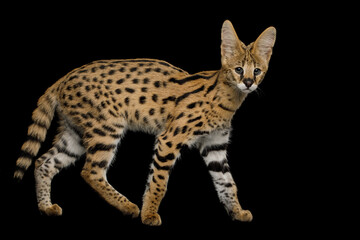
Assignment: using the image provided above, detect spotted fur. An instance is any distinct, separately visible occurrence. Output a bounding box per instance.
[14,20,276,225]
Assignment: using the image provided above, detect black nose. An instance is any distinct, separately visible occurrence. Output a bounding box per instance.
[243,78,254,88]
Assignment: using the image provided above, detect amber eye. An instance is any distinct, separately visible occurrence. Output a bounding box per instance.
[235,67,244,75]
[254,68,261,76]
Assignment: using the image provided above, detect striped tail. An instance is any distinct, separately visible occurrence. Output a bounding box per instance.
[14,87,57,180]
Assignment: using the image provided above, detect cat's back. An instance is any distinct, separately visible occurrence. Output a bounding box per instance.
[55,58,190,133]
[59,58,189,91]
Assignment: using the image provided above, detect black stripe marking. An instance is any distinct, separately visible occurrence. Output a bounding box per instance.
[113,123,125,129]
[169,72,217,85]
[218,104,236,112]
[175,112,184,120]
[110,134,122,139]
[102,125,116,133]
[93,128,106,136]
[14,165,27,173]
[88,143,116,154]
[54,157,62,170]
[205,73,219,96]
[187,116,201,123]
[27,134,43,143]
[91,160,108,168]
[54,145,81,158]
[173,127,180,136]
[19,150,35,159]
[162,96,176,104]
[175,85,205,105]
[195,122,203,127]
[193,130,209,135]
[39,106,50,116]
[182,125,188,134]
[223,164,230,173]
[69,75,79,81]
[207,161,222,172]
[201,143,228,157]
[207,160,230,173]
[108,110,117,118]
[32,120,48,129]
[153,160,172,171]
[187,101,203,109]
[155,150,175,163]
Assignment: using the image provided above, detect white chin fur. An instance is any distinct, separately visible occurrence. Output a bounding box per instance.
[237,83,257,93]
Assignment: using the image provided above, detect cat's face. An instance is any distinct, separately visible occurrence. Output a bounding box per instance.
[220,21,276,94]
[224,49,268,93]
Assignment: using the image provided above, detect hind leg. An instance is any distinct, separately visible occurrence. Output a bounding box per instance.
[35,126,85,216]
[80,122,139,218]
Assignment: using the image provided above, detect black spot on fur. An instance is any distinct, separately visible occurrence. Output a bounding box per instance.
[116,79,124,84]
[139,96,146,104]
[152,94,158,102]
[154,81,160,88]
[125,88,135,93]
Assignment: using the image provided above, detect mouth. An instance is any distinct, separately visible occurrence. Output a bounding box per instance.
[237,83,257,93]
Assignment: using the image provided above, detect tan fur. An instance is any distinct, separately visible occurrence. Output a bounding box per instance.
[14,20,275,225]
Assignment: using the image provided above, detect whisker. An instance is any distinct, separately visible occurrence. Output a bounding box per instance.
[254,87,265,98]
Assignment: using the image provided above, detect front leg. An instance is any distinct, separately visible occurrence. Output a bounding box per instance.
[199,131,253,222]
[141,131,183,226]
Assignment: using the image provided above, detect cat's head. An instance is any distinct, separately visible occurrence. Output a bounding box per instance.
[220,20,276,93]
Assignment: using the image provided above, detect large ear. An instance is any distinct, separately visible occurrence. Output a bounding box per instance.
[221,20,245,65]
[251,27,276,63]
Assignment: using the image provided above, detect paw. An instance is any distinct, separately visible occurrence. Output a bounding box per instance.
[232,209,253,222]
[121,202,140,219]
[42,204,63,216]
[141,212,162,226]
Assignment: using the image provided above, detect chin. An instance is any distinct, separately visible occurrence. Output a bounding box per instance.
[240,89,253,93]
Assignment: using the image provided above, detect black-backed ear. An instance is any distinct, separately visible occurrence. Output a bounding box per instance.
[251,27,276,63]
[221,20,245,65]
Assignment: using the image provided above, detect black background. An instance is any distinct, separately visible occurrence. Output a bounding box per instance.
[1,2,352,238]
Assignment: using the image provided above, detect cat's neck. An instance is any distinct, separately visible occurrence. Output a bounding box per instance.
[214,70,248,112]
